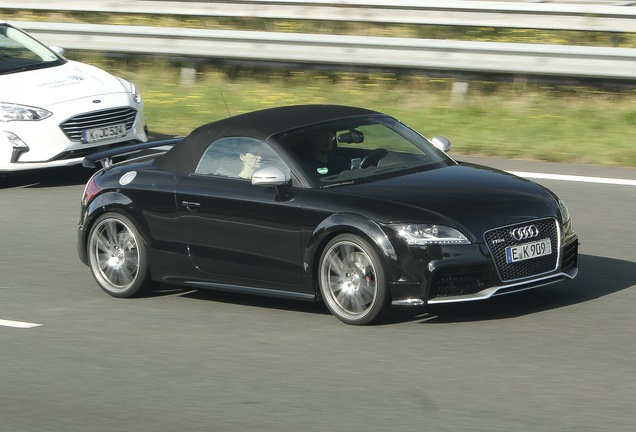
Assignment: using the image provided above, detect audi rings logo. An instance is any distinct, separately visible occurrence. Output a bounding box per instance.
[511,225,540,241]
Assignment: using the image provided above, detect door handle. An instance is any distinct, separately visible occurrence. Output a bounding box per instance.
[181,201,201,211]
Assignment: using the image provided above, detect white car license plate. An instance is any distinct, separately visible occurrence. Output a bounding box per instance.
[82,123,126,143]
[505,238,552,264]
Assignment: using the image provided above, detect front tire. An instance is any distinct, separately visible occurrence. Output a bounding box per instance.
[87,212,151,298]
[319,234,389,325]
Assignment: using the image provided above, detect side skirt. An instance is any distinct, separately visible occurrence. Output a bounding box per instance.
[167,279,318,302]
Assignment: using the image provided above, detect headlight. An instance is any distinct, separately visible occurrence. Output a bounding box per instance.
[557,197,571,224]
[130,82,142,104]
[1,102,52,121]
[557,197,573,236]
[392,224,470,245]
[117,77,142,104]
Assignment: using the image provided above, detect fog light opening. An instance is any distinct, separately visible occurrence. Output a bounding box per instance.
[5,131,30,162]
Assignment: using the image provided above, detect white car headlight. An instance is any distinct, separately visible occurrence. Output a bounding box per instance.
[1,102,52,121]
[130,82,142,104]
[117,77,142,104]
[392,224,470,245]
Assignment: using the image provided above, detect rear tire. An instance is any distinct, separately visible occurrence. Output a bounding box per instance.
[87,212,151,298]
[318,234,389,325]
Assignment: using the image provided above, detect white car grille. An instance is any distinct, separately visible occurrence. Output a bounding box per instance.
[60,107,138,142]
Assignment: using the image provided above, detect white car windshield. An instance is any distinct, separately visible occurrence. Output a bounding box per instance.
[276,115,455,187]
[0,24,64,74]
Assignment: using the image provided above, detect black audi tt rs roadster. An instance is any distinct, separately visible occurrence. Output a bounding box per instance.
[77,105,578,325]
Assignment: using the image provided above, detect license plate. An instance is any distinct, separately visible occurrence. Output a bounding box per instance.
[505,238,552,264]
[82,123,126,143]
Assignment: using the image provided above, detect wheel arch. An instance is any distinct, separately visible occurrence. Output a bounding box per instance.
[81,191,153,260]
[303,212,401,296]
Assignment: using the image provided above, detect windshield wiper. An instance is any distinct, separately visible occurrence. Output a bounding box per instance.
[321,178,375,188]
[322,181,356,188]
[0,60,60,75]
[0,66,28,75]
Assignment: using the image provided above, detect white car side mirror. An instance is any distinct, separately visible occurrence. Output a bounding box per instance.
[431,136,451,152]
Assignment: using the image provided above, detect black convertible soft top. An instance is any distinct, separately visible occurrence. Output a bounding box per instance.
[154,104,379,173]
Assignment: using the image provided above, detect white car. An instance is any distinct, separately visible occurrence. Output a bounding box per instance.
[0,22,148,172]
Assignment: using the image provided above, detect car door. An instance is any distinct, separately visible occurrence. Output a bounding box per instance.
[175,137,305,291]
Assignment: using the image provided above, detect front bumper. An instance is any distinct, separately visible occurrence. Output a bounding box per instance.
[1,94,147,172]
[388,234,579,307]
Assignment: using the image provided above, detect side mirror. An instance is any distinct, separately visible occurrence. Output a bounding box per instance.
[431,136,451,152]
[50,46,65,57]
[252,167,287,186]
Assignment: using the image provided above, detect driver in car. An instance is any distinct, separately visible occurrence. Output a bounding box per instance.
[302,131,349,177]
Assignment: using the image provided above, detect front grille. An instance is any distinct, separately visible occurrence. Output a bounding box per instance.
[60,107,137,142]
[484,218,559,282]
[430,265,495,298]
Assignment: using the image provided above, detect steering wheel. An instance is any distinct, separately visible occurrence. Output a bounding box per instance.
[360,148,388,168]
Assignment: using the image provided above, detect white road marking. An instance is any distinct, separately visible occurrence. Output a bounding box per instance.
[508,171,636,186]
[0,319,42,329]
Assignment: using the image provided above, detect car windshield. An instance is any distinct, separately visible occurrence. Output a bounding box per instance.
[275,114,455,187]
[0,24,64,75]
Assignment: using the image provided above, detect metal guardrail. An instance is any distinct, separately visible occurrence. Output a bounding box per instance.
[3,0,636,32]
[15,20,636,81]
[3,1,636,81]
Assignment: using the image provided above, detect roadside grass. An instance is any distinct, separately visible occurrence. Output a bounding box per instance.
[100,60,636,167]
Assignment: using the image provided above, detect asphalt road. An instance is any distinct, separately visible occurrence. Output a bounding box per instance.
[1,158,635,432]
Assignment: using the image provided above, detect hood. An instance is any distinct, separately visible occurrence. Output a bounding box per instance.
[0,60,126,107]
[338,163,559,239]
